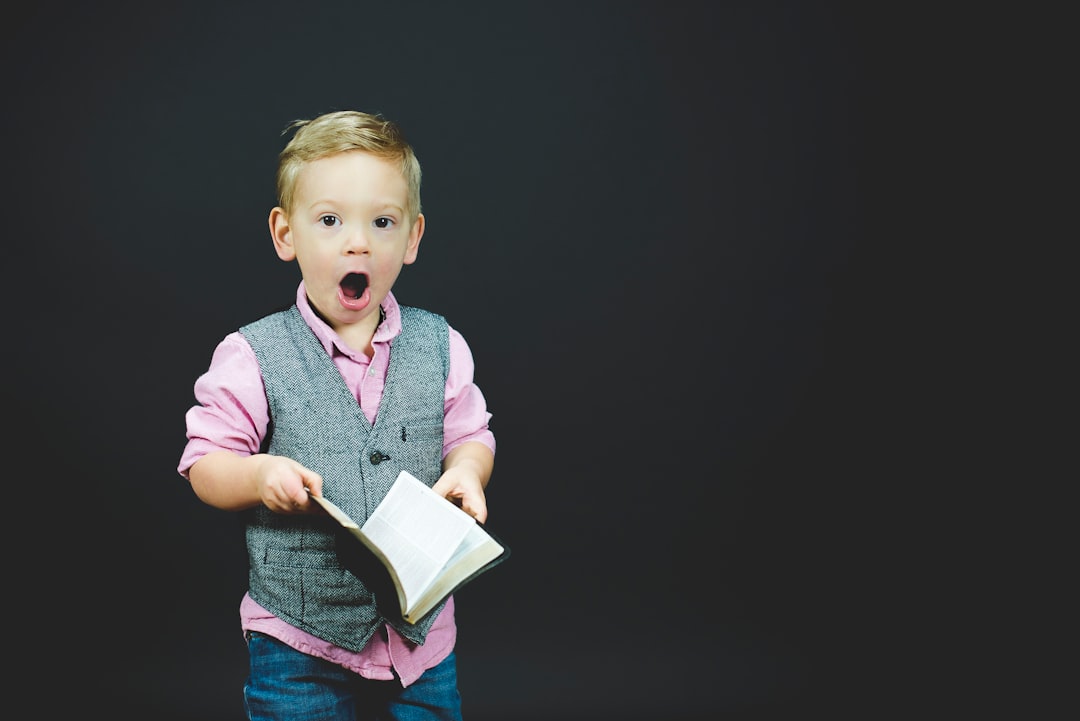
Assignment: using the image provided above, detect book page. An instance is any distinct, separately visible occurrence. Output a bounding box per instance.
[359,472,475,611]
[409,523,504,622]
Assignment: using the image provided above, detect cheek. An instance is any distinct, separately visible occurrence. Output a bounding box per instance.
[373,256,400,277]
[295,246,336,276]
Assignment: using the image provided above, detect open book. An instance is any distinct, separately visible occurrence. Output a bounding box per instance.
[309,470,509,624]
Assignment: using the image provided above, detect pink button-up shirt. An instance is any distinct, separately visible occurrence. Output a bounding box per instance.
[178,282,495,686]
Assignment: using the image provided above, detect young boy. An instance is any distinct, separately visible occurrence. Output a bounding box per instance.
[178,110,496,721]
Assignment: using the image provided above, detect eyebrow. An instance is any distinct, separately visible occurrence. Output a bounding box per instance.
[371,201,406,214]
[306,198,406,214]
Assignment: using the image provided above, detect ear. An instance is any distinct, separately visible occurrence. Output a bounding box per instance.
[269,207,296,261]
[403,213,425,265]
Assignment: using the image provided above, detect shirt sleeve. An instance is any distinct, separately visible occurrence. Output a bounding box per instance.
[177,332,270,478]
[443,326,496,458]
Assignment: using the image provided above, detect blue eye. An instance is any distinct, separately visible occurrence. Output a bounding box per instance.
[320,215,339,227]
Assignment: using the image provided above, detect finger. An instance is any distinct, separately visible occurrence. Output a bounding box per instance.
[300,470,323,499]
[460,494,488,524]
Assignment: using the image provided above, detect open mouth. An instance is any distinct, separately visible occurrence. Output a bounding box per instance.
[340,272,368,299]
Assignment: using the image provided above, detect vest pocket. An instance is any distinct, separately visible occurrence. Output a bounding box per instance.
[392,422,443,484]
[256,548,377,623]
[399,420,442,442]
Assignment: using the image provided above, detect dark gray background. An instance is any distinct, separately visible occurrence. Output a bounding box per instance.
[4,2,911,719]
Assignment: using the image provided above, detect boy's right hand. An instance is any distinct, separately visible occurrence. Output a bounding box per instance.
[253,454,324,514]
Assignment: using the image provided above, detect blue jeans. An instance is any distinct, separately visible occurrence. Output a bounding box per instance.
[243,631,463,721]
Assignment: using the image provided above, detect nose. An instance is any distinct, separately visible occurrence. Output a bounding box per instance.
[343,227,370,255]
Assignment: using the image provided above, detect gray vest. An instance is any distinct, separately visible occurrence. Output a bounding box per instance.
[239,303,449,650]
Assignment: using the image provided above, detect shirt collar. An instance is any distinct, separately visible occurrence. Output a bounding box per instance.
[294,281,402,358]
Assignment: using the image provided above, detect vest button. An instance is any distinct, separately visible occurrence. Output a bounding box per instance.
[369,451,389,465]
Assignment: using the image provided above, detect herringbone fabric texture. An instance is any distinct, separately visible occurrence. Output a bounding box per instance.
[239,304,449,650]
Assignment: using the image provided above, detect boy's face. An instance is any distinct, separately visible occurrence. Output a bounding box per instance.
[270,151,423,335]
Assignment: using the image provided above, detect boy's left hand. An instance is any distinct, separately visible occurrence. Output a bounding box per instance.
[432,466,488,524]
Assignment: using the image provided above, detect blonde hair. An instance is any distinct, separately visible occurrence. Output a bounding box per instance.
[275,110,422,220]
